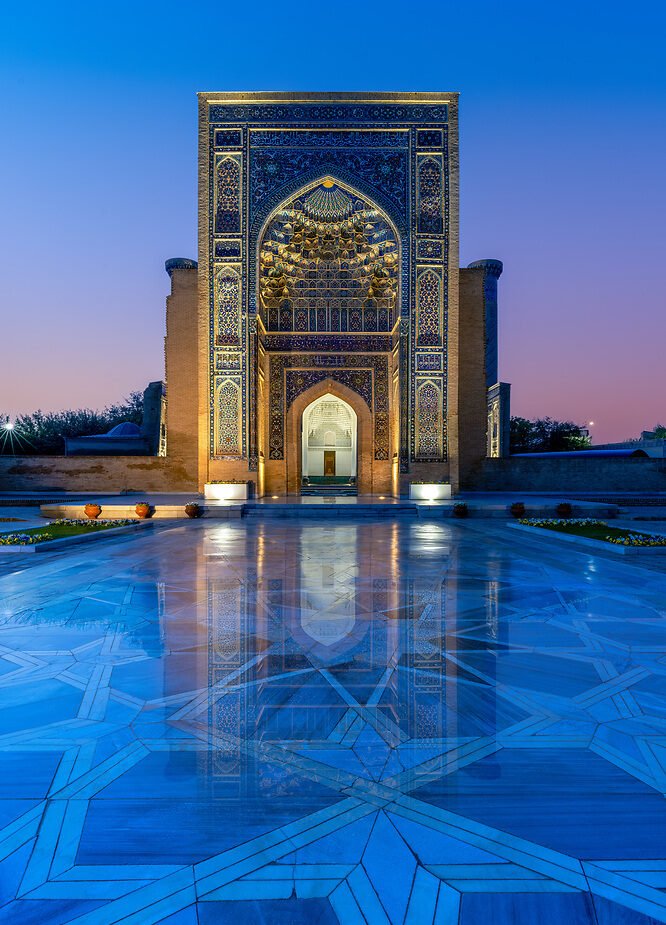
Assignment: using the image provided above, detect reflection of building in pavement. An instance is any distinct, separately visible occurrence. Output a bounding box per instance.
[184,522,505,795]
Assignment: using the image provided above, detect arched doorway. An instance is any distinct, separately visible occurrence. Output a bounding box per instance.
[256,176,400,499]
[301,395,357,492]
[285,378,375,496]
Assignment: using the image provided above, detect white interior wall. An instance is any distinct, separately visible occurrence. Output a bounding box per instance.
[302,395,357,478]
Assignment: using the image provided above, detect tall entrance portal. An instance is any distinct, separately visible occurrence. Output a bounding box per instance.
[161,92,511,498]
[301,395,357,492]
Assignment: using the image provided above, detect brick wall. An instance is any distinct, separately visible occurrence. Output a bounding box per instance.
[165,265,200,486]
[0,456,196,492]
[454,267,489,487]
[467,457,666,493]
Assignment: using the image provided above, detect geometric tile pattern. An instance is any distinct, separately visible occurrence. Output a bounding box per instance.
[1,520,666,924]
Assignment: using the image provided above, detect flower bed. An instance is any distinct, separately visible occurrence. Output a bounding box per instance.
[0,532,53,546]
[0,519,136,547]
[516,518,666,548]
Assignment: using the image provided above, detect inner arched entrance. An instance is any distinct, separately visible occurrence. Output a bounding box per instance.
[301,394,357,494]
[256,177,400,499]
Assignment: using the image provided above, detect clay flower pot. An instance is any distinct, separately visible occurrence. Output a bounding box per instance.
[135,503,152,519]
[84,503,101,520]
[184,502,202,519]
[509,502,526,518]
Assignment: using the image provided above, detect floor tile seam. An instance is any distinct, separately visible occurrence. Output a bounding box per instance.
[585,878,666,924]
[240,862,354,880]
[638,738,666,781]
[574,668,652,706]
[17,798,69,896]
[425,862,551,879]
[44,797,88,882]
[364,663,398,708]
[619,870,666,889]
[49,747,83,793]
[342,778,401,805]
[77,665,110,720]
[583,862,666,908]
[392,735,498,780]
[55,864,189,882]
[329,880,366,925]
[593,860,666,871]
[341,718,365,747]
[500,714,579,738]
[328,707,357,742]
[0,739,93,753]
[222,665,316,693]
[167,653,268,721]
[62,868,197,925]
[144,687,221,709]
[108,690,146,710]
[313,684,407,746]
[612,690,643,719]
[391,797,586,882]
[0,649,45,666]
[56,671,90,691]
[589,739,663,792]
[497,735,593,748]
[194,801,373,894]
[168,722,367,795]
[361,706,410,746]
[348,860,392,925]
[53,741,149,800]
[404,867,441,925]
[387,739,501,792]
[0,718,94,748]
[0,805,44,860]
[0,667,55,688]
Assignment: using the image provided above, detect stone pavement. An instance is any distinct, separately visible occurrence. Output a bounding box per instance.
[0,519,665,924]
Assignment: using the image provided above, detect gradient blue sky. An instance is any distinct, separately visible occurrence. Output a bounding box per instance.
[1,0,664,442]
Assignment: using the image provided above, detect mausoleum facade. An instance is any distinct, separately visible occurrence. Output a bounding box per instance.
[163,92,508,495]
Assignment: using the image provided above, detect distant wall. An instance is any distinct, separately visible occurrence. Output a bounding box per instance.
[467,456,666,492]
[6,453,664,496]
[0,456,197,493]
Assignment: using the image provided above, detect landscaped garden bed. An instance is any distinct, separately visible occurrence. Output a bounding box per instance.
[508,518,666,555]
[0,518,152,553]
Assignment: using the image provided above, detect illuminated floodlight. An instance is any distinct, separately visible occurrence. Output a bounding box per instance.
[0,418,33,454]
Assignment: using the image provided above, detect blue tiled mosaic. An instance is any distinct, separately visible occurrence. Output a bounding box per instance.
[0,519,665,923]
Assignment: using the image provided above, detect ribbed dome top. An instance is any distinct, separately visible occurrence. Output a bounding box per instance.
[303,183,353,221]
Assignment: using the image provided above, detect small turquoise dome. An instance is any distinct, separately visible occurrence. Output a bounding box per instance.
[106,422,141,436]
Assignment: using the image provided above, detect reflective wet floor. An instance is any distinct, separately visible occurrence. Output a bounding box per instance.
[0,519,665,924]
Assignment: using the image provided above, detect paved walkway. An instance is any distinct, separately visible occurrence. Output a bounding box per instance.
[0,520,665,923]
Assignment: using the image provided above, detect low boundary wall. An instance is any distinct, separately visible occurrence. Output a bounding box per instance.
[3,454,666,496]
[466,456,666,493]
[0,456,196,493]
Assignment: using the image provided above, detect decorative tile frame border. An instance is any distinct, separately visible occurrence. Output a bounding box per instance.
[268,353,389,461]
[203,95,453,469]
